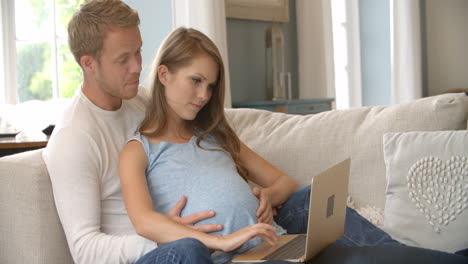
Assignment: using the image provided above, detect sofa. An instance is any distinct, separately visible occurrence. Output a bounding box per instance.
[1,93,467,263]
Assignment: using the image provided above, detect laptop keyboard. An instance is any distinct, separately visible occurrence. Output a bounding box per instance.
[262,234,307,260]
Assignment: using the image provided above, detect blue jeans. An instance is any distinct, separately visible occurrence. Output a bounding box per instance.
[136,237,293,264]
[136,237,213,264]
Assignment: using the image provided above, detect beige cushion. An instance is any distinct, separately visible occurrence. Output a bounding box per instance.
[225,93,468,208]
[0,149,73,264]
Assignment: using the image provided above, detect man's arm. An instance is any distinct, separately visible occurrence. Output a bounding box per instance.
[44,127,155,263]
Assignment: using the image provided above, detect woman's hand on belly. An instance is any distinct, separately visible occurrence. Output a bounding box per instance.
[212,223,278,252]
[252,187,275,224]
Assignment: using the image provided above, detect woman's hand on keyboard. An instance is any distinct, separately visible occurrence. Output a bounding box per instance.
[213,223,278,252]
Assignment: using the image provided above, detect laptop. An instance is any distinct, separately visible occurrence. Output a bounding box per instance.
[231,158,351,263]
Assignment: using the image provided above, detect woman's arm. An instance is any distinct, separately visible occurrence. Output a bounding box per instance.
[239,141,299,223]
[119,141,278,251]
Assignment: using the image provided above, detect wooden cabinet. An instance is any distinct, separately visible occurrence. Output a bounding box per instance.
[232,98,334,115]
[0,136,48,158]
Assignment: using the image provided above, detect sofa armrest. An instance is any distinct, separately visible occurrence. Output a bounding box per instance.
[0,149,73,263]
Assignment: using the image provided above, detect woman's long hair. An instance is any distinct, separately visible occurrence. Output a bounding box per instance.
[139,27,248,179]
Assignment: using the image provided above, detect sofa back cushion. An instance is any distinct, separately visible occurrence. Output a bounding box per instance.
[225,93,468,208]
[0,149,73,264]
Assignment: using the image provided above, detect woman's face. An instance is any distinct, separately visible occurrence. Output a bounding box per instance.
[161,53,219,122]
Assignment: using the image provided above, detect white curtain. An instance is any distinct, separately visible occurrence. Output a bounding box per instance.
[172,0,232,107]
[330,0,362,110]
[391,0,423,104]
[296,0,335,100]
[0,1,5,104]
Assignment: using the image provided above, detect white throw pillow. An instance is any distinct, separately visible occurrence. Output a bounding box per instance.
[382,130,468,253]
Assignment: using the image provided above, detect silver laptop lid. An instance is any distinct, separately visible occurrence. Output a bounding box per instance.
[304,158,350,259]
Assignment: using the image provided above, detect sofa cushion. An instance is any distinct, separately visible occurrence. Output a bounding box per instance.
[382,130,468,253]
[0,149,73,263]
[225,93,468,208]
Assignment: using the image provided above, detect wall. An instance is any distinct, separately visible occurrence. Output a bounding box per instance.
[125,0,173,88]
[359,0,391,106]
[126,1,446,108]
[226,0,298,103]
[227,0,393,106]
[422,0,468,96]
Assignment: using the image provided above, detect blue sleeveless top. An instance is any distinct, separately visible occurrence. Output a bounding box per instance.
[132,132,286,264]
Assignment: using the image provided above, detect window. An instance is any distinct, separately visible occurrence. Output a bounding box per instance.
[330,0,362,109]
[1,0,84,104]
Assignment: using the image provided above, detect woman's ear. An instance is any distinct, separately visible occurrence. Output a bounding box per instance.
[158,65,170,86]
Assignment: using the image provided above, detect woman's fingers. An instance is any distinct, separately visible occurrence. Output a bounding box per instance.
[237,224,278,248]
[272,207,278,216]
[248,223,277,239]
[257,211,270,224]
[250,223,278,245]
[254,188,275,223]
[167,195,187,219]
[252,187,261,198]
[191,223,223,233]
[256,197,267,217]
[178,210,215,225]
[219,223,278,252]
[257,207,273,224]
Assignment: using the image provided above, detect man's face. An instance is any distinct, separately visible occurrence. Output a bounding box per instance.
[94,26,142,101]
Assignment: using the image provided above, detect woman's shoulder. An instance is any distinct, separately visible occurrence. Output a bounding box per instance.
[135,132,192,159]
[134,131,168,146]
[124,132,154,158]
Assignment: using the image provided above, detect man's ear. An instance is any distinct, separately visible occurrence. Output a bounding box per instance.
[158,65,170,86]
[80,55,95,73]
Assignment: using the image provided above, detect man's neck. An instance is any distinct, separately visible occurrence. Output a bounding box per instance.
[81,81,122,111]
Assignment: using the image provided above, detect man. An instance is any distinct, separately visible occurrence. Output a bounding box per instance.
[43,1,219,263]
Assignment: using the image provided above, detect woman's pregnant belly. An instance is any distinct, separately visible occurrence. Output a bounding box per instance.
[148,167,259,236]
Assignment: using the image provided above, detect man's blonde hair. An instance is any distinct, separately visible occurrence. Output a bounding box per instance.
[68,0,140,66]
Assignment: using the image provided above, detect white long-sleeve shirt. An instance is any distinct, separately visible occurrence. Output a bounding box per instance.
[43,88,156,263]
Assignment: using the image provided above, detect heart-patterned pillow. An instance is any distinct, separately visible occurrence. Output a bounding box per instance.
[407,156,467,233]
[383,131,468,253]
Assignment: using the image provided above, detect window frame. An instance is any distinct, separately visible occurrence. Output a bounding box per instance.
[1,0,16,104]
[1,0,70,104]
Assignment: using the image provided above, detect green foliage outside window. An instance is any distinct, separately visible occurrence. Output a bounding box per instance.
[16,0,84,102]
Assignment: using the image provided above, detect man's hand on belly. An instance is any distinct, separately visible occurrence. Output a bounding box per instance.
[168,195,224,233]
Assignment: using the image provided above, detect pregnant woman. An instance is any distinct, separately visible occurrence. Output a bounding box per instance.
[119,27,298,264]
